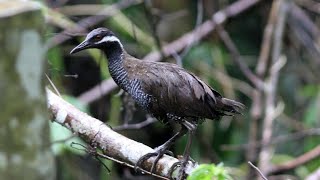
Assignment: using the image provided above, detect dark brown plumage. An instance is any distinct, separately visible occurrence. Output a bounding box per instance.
[70,27,244,179]
[124,54,243,122]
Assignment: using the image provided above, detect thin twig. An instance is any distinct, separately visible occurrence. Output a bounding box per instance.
[246,0,284,177]
[221,128,320,151]
[259,0,288,173]
[170,0,203,67]
[113,116,157,131]
[267,145,320,175]
[256,0,280,77]
[248,161,268,180]
[121,93,136,125]
[179,0,204,58]
[47,0,142,49]
[64,74,78,78]
[94,149,169,179]
[45,73,61,97]
[51,135,76,145]
[215,25,264,90]
[288,2,320,63]
[296,0,320,15]
[58,4,118,16]
[247,2,279,177]
[70,142,113,173]
[145,0,262,62]
[71,142,169,179]
[78,78,117,103]
[143,0,164,59]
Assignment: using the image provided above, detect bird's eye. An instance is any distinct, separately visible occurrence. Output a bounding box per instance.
[94,35,102,41]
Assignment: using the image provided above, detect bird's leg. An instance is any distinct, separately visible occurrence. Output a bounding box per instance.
[134,127,188,173]
[169,121,197,180]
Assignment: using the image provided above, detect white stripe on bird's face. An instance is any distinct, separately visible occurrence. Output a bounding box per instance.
[96,35,123,48]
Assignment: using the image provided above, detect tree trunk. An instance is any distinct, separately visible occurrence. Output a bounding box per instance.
[0,2,55,179]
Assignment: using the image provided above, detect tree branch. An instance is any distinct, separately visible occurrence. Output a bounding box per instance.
[221,128,320,151]
[113,116,157,131]
[248,161,268,180]
[259,0,288,173]
[46,88,197,179]
[78,78,116,104]
[215,24,264,90]
[47,0,142,49]
[267,145,320,175]
[246,2,279,177]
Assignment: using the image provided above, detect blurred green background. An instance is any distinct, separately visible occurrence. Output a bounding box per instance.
[2,0,320,179]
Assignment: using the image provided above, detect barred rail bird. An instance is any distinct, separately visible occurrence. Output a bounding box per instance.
[70,28,244,179]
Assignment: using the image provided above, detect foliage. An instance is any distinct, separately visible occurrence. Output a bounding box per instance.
[188,164,233,180]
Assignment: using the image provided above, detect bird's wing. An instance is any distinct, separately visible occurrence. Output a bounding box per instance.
[124,57,224,119]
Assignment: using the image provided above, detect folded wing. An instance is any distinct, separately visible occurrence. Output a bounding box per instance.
[125,57,244,120]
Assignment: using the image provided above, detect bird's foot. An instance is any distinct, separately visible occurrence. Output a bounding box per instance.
[168,155,195,180]
[134,145,174,173]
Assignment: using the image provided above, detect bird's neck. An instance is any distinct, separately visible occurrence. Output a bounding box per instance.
[103,42,151,109]
[103,43,129,90]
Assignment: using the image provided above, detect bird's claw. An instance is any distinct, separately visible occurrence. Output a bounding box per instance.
[168,156,194,180]
[134,149,174,173]
[134,152,157,172]
[164,149,174,156]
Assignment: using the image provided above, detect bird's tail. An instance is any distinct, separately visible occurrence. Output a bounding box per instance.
[221,98,245,115]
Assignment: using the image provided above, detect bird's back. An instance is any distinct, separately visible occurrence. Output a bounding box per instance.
[123,55,244,122]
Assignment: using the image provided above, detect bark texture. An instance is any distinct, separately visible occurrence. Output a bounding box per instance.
[0,2,55,179]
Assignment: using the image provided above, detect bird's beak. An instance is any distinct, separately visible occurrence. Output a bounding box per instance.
[70,40,90,54]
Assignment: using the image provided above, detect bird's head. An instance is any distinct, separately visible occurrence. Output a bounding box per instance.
[70,28,122,54]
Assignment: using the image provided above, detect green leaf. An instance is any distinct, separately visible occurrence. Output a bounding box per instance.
[188,164,233,180]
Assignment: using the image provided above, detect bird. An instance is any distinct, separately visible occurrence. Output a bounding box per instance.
[70,27,244,179]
